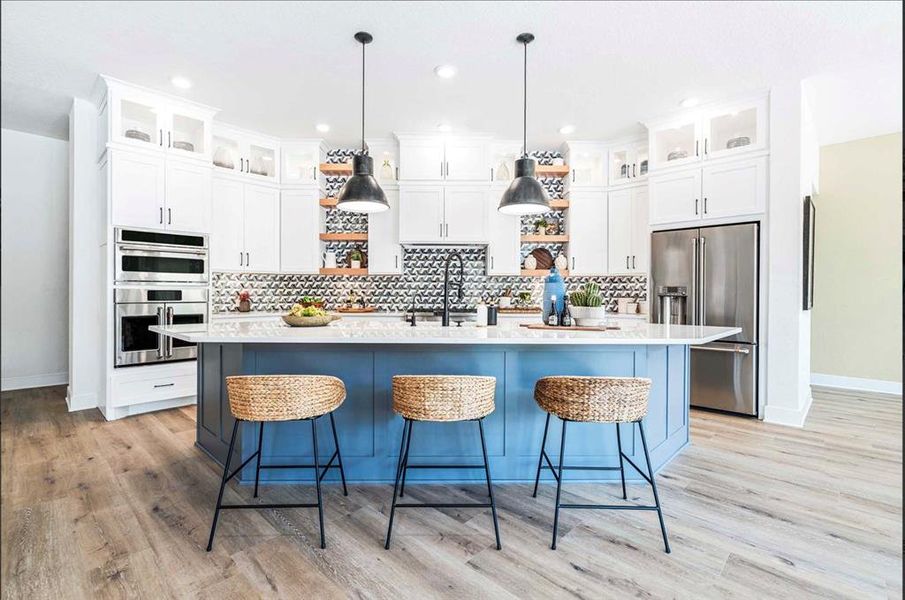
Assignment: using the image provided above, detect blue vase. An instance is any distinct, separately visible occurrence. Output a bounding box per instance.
[542,267,567,322]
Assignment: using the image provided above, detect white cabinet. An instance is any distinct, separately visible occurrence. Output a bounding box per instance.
[281,140,326,186]
[368,187,402,274]
[212,124,280,182]
[444,186,487,242]
[701,156,767,219]
[486,186,520,275]
[280,186,321,273]
[399,185,445,242]
[397,136,489,182]
[165,160,211,233]
[649,156,766,226]
[111,150,166,230]
[609,140,649,186]
[608,186,649,273]
[649,169,702,225]
[211,176,280,272]
[567,189,608,275]
[398,185,489,243]
[562,141,608,188]
[110,149,210,233]
[101,77,214,161]
[647,95,768,172]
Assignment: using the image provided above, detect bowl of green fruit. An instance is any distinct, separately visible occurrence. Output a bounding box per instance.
[282,303,340,327]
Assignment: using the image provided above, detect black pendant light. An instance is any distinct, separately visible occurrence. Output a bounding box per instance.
[498,33,549,215]
[337,31,389,213]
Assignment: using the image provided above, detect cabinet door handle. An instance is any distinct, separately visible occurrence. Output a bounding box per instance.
[312,166,316,180]
[440,162,444,178]
[571,169,576,182]
[240,158,244,172]
[159,129,163,147]
[704,138,708,155]
[632,163,636,178]
[490,168,494,181]
[239,252,243,266]
[704,197,708,214]
[695,198,699,215]
[167,208,172,225]
[395,166,399,180]
[395,255,398,269]
[695,140,699,157]
[153,382,175,388]
[632,255,636,269]
[571,256,575,270]
[626,255,629,269]
[167,131,171,148]
[491,256,495,270]
[444,223,449,237]
[159,207,163,224]
[439,223,443,238]
[246,252,250,267]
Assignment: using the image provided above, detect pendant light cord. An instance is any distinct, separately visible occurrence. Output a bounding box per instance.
[522,39,527,159]
[361,40,366,154]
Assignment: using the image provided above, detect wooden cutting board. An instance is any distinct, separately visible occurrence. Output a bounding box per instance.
[498,307,542,314]
[519,323,620,332]
[335,306,376,313]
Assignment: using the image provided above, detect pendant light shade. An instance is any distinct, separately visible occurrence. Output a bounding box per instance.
[498,33,549,215]
[337,31,389,214]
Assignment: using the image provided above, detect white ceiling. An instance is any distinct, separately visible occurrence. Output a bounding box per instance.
[2,1,902,146]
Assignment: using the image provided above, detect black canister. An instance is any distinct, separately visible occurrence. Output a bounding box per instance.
[487,305,498,326]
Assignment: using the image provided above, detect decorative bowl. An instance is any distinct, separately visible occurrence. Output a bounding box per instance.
[570,306,609,327]
[281,314,340,327]
[726,136,751,149]
[173,140,195,152]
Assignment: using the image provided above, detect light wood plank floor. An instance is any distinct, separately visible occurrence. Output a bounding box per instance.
[1,386,901,599]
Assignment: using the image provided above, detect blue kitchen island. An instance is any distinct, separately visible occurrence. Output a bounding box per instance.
[152,318,739,484]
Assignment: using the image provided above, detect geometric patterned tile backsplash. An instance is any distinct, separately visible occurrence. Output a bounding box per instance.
[214,147,647,314]
[212,245,647,313]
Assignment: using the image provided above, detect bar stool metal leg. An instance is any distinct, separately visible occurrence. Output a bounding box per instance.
[385,418,412,549]
[551,419,568,550]
[310,417,326,549]
[207,419,240,552]
[478,419,502,550]
[329,412,348,496]
[532,413,551,498]
[638,421,670,553]
[399,420,414,498]
[615,423,627,500]
[253,422,264,498]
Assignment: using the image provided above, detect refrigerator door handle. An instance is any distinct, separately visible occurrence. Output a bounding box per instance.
[691,237,699,325]
[700,237,706,326]
[690,345,750,355]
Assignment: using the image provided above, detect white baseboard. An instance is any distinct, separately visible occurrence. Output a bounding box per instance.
[1,372,68,392]
[811,373,902,396]
[763,389,813,428]
[65,387,98,412]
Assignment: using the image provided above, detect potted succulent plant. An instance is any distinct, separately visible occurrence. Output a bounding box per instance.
[349,248,364,269]
[534,218,548,235]
[569,282,607,326]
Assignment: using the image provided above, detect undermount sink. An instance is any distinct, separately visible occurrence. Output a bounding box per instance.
[402,310,477,325]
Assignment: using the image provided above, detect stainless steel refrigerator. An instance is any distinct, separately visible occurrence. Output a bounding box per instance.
[651,223,759,415]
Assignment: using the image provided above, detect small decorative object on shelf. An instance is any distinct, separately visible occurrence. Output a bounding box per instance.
[496,160,511,181]
[237,290,252,313]
[380,159,394,181]
[542,267,567,323]
[499,287,512,309]
[125,129,150,143]
[173,140,194,152]
[554,253,568,271]
[534,218,548,235]
[552,157,565,167]
[726,136,751,149]
[667,149,688,161]
[523,254,538,270]
[569,282,608,326]
[530,247,554,270]
[323,251,338,269]
[518,291,533,306]
[213,147,234,169]
[348,246,366,269]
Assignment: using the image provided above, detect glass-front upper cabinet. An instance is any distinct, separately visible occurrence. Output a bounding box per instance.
[488,140,523,185]
[649,116,702,171]
[562,141,607,187]
[247,142,277,180]
[609,139,649,185]
[167,110,208,159]
[211,125,280,181]
[282,141,325,185]
[212,132,241,174]
[702,97,768,160]
[116,97,163,149]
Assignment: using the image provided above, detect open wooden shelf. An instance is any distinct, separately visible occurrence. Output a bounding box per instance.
[319,163,352,176]
[319,268,368,276]
[521,269,569,277]
[521,234,569,243]
[548,199,569,210]
[319,198,338,208]
[535,165,570,178]
[319,232,369,242]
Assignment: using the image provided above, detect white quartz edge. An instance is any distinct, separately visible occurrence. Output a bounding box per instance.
[151,321,739,346]
[211,311,650,321]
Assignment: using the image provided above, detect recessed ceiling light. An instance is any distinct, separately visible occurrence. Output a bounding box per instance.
[171,76,192,90]
[434,65,457,79]
[680,97,700,108]
[315,123,330,133]
[559,125,576,135]
[437,123,452,133]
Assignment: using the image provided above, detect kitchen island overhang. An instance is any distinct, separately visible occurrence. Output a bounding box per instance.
[152,320,740,484]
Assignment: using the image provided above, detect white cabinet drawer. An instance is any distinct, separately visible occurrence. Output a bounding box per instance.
[112,371,196,407]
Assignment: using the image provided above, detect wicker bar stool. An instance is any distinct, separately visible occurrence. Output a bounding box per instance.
[385,375,501,550]
[531,376,670,552]
[206,375,348,551]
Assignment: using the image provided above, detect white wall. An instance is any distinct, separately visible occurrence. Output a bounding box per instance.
[1,128,70,390]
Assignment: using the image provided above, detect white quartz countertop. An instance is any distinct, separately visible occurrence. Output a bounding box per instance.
[152,319,739,346]
[211,310,650,321]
